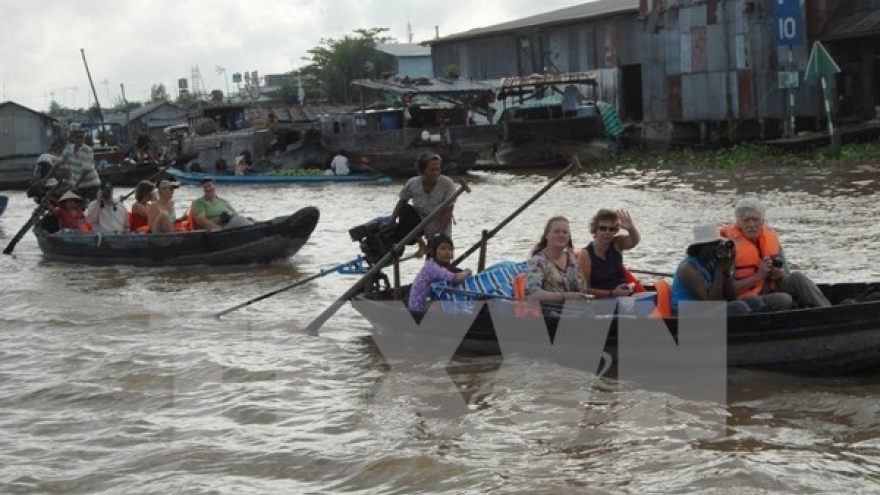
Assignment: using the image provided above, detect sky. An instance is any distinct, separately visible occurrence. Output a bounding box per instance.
[0,0,589,113]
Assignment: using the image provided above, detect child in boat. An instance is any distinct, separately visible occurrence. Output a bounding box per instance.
[408,233,472,312]
[48,191,86,232]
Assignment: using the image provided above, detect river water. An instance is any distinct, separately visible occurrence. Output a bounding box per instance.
[2,161,880,494]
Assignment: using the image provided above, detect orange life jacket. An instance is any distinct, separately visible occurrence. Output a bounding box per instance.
[719,223,781,298]
[648,279,673,318]
[512,272,542,316]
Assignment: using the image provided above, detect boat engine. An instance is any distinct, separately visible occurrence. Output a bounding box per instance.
[349,218,393,265]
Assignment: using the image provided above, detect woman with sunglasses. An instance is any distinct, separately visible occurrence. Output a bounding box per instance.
[578,209,641,299]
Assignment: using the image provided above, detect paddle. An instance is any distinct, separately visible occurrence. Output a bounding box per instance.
[4,203,47,255]
[451,156,582,267]
[304,180,472,334]
[119,164,170,202]
[3,182,61,255]
[215,256,367,318]
[629,269,674,278]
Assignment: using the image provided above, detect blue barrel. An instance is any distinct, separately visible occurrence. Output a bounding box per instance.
[379,113,400,130]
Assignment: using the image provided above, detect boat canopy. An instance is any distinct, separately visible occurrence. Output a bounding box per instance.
[498,71,598,100]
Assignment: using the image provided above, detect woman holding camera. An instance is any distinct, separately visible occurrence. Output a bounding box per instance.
[720,198,829,309]
[671,225,752,315]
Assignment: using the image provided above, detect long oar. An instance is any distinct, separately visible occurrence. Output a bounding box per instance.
[629,269,674,278]
[451,156,582,267]
[3,204,46,255]
[215,256,367,318]
[119,163,170,202]
[304,180,472,334]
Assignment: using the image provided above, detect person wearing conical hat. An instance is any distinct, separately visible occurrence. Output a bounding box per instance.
[48,191,86,231]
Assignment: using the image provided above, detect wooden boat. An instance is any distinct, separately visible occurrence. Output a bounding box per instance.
[32,206,320,266]
[99,161,168,187]
[355,272,880,377]
[166,167,391,185]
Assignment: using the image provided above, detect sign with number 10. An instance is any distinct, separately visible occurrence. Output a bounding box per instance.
[775,0,803,46]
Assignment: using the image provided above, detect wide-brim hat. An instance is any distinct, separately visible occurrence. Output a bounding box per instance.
[157,179,180,189]
[689,224,723,248]
[58,191,82,202]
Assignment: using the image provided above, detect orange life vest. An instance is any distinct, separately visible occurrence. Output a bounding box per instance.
[719,223,781,298]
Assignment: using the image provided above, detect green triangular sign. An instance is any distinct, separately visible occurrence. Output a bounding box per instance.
[805,41,841,81]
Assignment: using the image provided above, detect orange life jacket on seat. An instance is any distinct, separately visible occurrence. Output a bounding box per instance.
[649,279,673,318]
[512,272,542,317]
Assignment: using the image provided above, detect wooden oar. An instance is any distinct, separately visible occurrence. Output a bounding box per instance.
[629,269,674,278]
[451,156,582,267]
[215,256,367,318]
[3,204,46,255]
[304,180,472,334]
[3,182,61,255]
[119,164,170,202]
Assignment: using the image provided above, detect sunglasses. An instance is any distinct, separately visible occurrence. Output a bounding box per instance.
[597,225,619,233]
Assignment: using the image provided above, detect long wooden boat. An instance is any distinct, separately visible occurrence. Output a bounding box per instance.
[166,167,391,185]
[355,278,880,377]
[33,206,320,266]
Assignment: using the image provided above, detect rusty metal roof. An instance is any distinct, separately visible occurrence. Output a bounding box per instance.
[823,9,880,40]
[500,72,598,89]
[350,77,495,96]
[426,0,638,44]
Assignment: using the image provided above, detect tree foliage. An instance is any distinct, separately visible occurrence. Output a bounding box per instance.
[297,27,394,104]
[151,83,169,102]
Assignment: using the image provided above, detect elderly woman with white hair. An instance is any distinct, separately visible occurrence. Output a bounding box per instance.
[720,198,830,309]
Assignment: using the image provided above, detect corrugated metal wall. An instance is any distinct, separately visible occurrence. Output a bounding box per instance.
[640,0,824,126]
[0,104,56,159]
[431,15,640,116]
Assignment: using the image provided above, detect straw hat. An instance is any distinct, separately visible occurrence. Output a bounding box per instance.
[157,179,180,189]
[58,191,82,202]
[689,225,723,248]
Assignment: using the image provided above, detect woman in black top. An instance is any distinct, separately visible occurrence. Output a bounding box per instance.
[578,209,641,299]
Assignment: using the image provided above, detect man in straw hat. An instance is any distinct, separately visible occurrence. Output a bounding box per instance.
[671,224,752,315]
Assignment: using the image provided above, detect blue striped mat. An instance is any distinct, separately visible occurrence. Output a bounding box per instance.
[431,260,528,301]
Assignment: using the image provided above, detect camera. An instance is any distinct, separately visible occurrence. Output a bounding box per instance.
[720,240,734,250]
[770,256,785,269]
[715,239,735,259]
[219,211,233,225]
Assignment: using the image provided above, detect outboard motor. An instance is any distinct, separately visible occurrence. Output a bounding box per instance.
[349,217,393,265]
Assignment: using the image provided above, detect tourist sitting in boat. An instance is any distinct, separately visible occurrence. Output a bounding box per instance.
[408,233,473,312]
[720,198,830,308]
[148,179,180,233]
[48,191,87,232]
[671,225,752,315]
[326,150,350,176]
[380,152,456,255]
[130,181,156,232]
[525,216,591,302]
[85,182,129,233]
[578,209,641,299]
[192,178,254,230]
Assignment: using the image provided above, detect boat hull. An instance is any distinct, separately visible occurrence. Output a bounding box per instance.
[167,168,390,185]
[355,283,880,376]
[33,206,320,266]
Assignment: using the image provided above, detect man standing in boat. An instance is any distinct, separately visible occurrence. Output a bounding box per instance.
[53,130,101,201]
